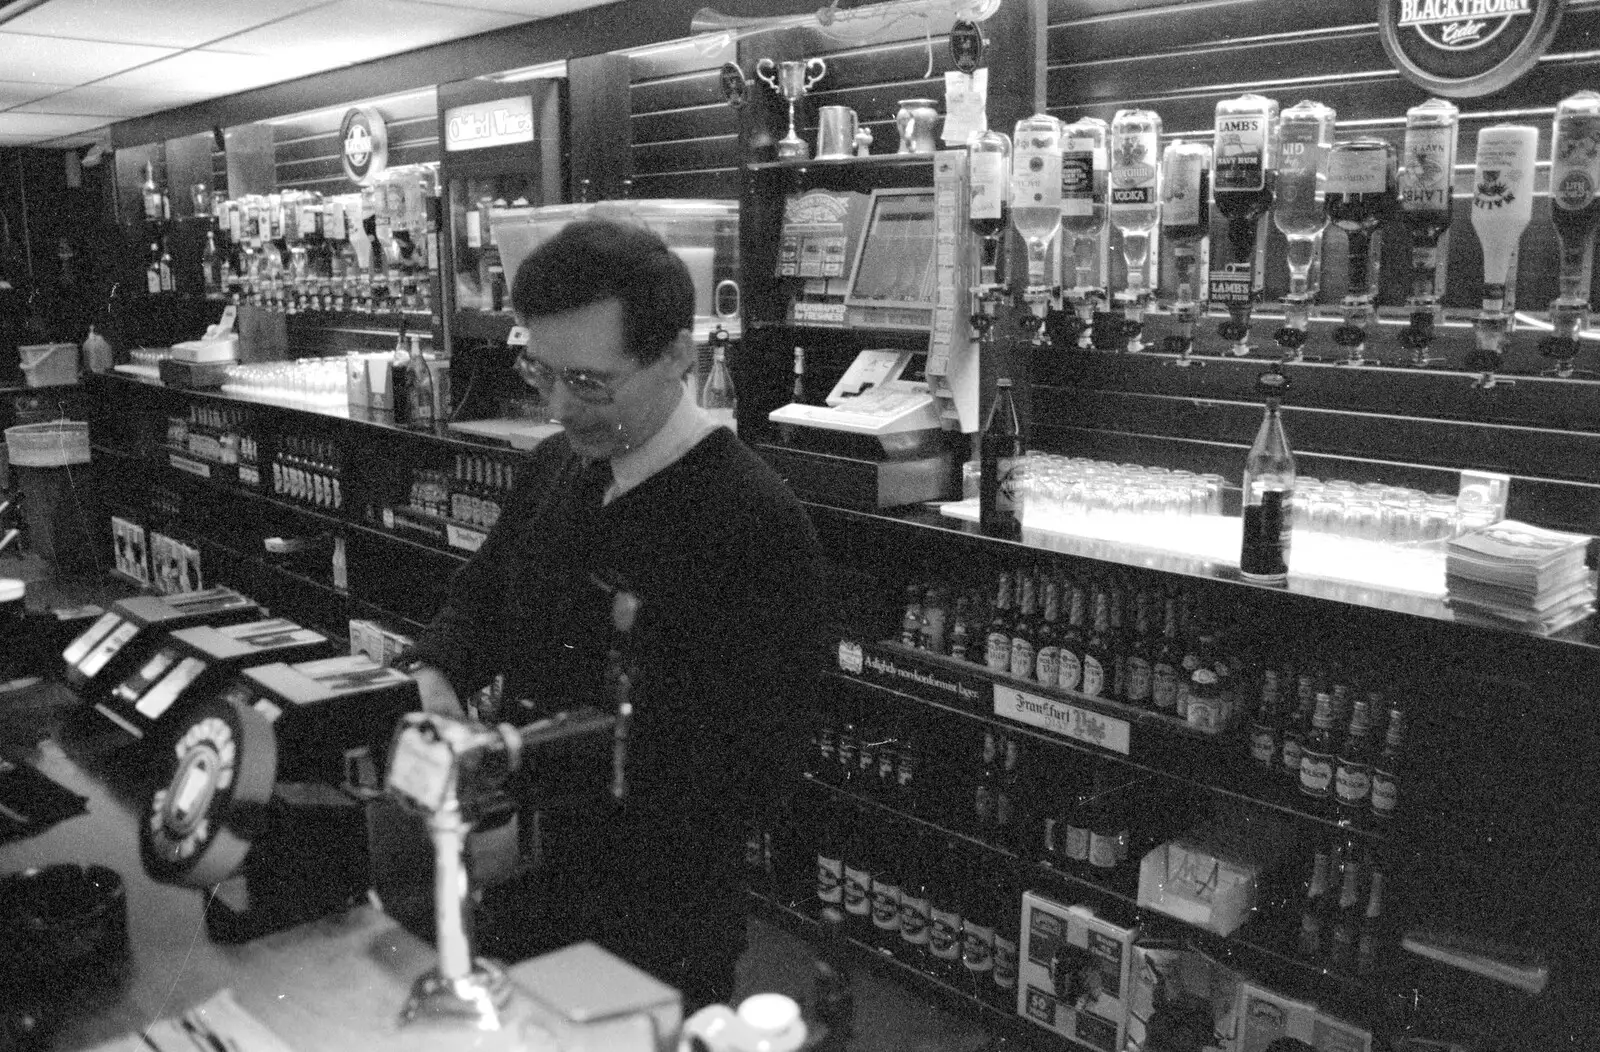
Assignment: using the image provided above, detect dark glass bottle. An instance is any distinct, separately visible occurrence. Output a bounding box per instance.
[1355,865,1386,976]
[840,810,874,935]
[1299,691,1337,804]
[1009,570,1040,679]
[919,585,950,655]
[994,734,1021,852]
[984,571,1016,673]
[898,829,933,962]
[979,378,1024,539]
[1240,371,1295,585]
[869,828,903,950]
[1123,588,1155,707]
[947,593,975,663]
[1370,704,1406,821]
[1106,579,1130,701]
[1297,844,1331,957]
[1056,580,1088,693]
[899,583,925,648]
[815,798,846,915]
[959,856,997,995]
[1324,138,1399,300]
[1033,575,1063,687]
[1334,694,1377,815]
[974,727,1000,832]
[927,843,966,982]
[1150,589,1183,714]
[1081,587,1112,698]
[1328,845,1364,971]
[1248,669,1283,774]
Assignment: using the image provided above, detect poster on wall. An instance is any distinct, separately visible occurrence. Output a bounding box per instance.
[1379,0,1565,97]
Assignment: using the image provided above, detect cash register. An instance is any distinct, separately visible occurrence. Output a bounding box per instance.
[141,654,420,940]
[764,348,953,509]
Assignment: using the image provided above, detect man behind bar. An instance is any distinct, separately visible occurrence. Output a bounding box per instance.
[398,217,825,1009]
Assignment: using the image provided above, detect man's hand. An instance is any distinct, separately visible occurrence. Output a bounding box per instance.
[407,663,465,720]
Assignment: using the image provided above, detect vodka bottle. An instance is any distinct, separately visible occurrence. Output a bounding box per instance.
[1010,114,1063,289]
[1110,107,1163,296]
[1274,100,1336,325]
[968,128,1012,288]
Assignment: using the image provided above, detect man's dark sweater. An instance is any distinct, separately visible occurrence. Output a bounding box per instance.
[406,426,824,999]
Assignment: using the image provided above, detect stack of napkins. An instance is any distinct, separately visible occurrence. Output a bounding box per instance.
[1446,520,1596,635]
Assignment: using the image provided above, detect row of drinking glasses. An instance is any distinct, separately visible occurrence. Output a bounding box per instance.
[220,357,348,409]
[1293,480,1464,549]
[129,347,172,368]
[1018,454,1230,527]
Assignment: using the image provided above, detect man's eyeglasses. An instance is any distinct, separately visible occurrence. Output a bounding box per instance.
[515,354,646,406]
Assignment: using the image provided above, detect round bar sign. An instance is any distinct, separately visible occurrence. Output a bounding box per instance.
[1379,0,1563,97]
[340,106,389,184]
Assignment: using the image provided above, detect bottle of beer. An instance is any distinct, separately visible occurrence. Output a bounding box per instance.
[974,727,1000,832]
[1334,694,1377,815]
[1240,370,1296,585]
[1009,570,1040,679]
[992,883,1021,1010]
[1081,587,1112,698]
[959,859,997,996]
[897,830,933,962]
[1150,588,1183,714]
[1056,578,1088,693]
[1280,673,1315,787]
[1355,865,1386,976]
[984,571,1017,673]
[899,583,926,648]
[1328,844,1364,971]
[927,843,966,982]
[1061,772,1093,870]
[1088,776,1125,873]
[813,704,840,784]
[948,592,975,663]
[1370,703,1406,821]
[1034,575,1064,687]
[894,722,919,814]
[837,719,860,789]
[815,798,846,915]
[869,829,903,951]
[994,734,1021,852]
[1124,588,1155,707]
[1297,844,1331,957]
[1248,668,1283,774]
[919,585,950,655]
[1106,580,1131,701]
[841,812,874,935]
[1299,691,1338,804]
[979,379,1024,539]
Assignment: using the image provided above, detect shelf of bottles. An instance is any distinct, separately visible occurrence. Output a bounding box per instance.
[173,165,442,321]
[964,90,1600,380]
[755,563,1548,1044]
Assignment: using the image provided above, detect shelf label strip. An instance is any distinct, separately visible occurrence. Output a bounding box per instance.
[993,684,1131,755]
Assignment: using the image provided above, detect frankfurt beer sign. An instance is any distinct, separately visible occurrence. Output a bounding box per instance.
[1380,0,1564,97]
[340,107,389,184]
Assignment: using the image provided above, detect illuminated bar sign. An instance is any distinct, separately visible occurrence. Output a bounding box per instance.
[445,96,536,151]
[1379,0,1563,97]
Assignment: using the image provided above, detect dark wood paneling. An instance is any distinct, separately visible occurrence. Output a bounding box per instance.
[630,69,730,113]
[632,135,740,176]
[630,169,740,199]
[632,103,740,146]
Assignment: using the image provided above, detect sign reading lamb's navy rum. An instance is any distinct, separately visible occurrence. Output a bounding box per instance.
[445,96,536,152]
[1379,0,1564,97]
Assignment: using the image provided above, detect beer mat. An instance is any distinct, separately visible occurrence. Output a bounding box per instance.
[0,754,87,844]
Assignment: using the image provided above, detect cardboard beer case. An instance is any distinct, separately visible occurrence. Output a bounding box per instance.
[1017,890,1136,1052]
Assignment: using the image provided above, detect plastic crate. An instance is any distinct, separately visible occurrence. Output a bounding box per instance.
[4,421,90,468]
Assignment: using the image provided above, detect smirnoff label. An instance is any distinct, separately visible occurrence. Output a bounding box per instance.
[1215,115,1268,191]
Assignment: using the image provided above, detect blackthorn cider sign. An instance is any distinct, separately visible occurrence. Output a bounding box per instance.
[340,107,388,184]
[1380,0,1563,97]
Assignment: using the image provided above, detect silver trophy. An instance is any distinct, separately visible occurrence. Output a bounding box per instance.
[756,57,827,160]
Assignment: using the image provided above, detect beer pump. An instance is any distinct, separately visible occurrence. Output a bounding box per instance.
[386,590,640,1031]
[1010,113,1064,345]
[1272,100,1336,364]
[1325,138,1398,367]
[1468,125,1538,390]
[1159,140,1213,366]
[1061,116,1111,349]
[1542,90,1600,379]
[1110,108,1163,353]
[1397,98,1460,367]
[1211,93,1279,358]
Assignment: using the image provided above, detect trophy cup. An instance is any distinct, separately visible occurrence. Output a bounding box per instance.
[756,57,827,161]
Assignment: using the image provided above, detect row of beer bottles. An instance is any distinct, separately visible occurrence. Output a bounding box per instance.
[811,796,1021,1012]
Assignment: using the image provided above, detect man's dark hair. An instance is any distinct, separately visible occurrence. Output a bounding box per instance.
[510,216,695,364]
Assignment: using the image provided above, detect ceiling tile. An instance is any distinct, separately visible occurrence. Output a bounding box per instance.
[0,79,73,108]
[86,49,320,95]
[13,83,207,118]
[0,0,336,49]
[0,111,113,139]
[433,0,621,13]
[0,32,178,83]
[213,0,525,64]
